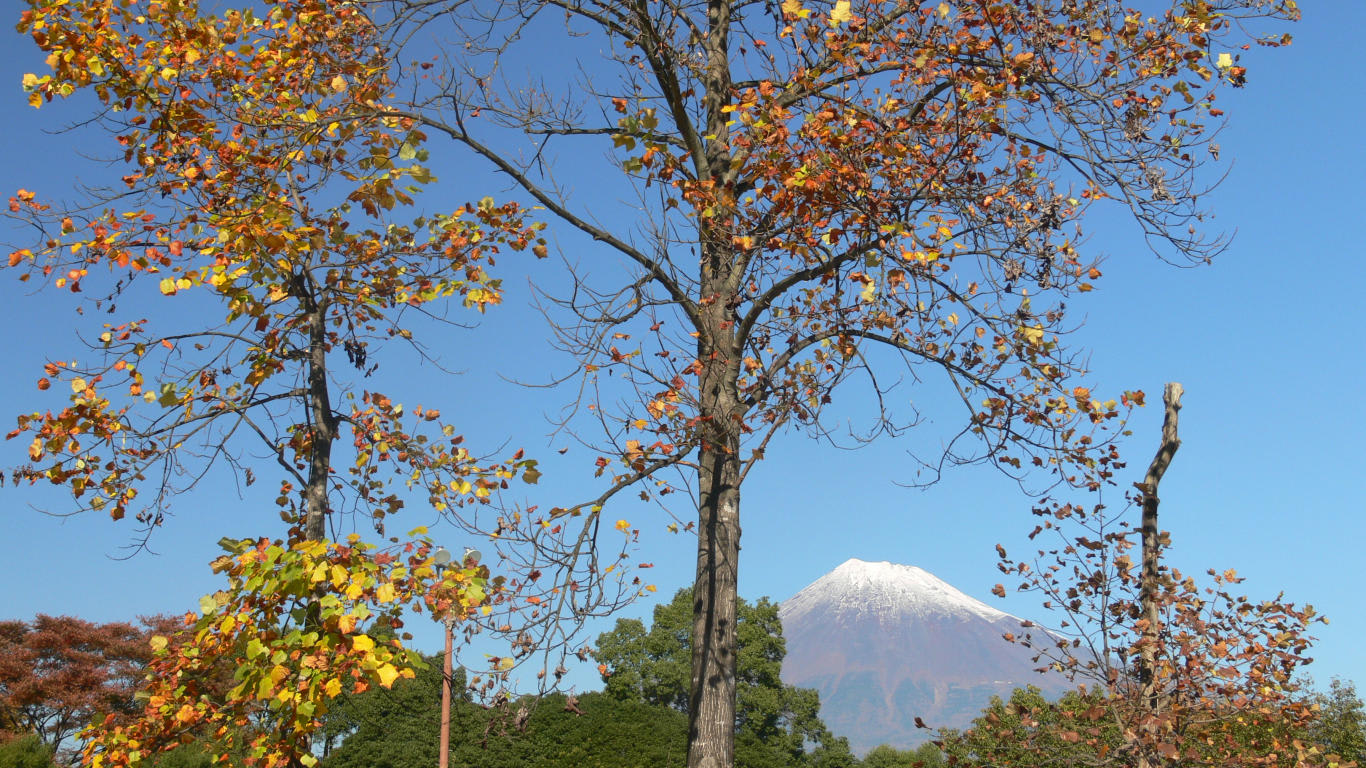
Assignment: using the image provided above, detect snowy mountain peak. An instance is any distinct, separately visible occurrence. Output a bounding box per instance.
[780,558,1011,625]
[777,559,1066,754]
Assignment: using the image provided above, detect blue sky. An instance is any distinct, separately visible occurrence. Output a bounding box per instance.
[1,0,1362,701]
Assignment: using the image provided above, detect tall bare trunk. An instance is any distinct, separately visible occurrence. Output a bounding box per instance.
[687,239,742,768]
[688,440,741,768]
[301,288,335,543]
[1136,382,1183,768]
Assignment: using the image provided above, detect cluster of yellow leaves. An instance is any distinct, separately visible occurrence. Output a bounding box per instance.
[82,535,492,768]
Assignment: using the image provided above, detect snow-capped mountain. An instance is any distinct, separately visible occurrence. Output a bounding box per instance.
[779,559,1068,755]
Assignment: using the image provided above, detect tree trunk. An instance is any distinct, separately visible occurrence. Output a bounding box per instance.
[687,429,742,768]
[1136,382,1183,768]
[688,0,742,760]
[301,288,336,543]
[687,241,743,767]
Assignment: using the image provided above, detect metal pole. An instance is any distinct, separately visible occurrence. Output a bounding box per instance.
[439,615,453,768]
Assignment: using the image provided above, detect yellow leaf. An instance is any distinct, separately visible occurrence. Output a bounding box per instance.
[376,663,399,688]
[615,519,630,532]
[937,2,951,18]
[859,280,876,302]
[352,634,375,653]
[829,0,851,26]
[330,75,347,93]
[324,677,343,697]
[71,378,87,393]
[159,278,178,295]
[150,635,169,653]
[1216,53,1233,70]
[376,582,395,603]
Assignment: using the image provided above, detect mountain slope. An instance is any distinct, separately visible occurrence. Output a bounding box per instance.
[778,559,1068,754]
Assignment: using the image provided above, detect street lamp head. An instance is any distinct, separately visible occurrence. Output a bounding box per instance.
[432,547,452,571]
[463,547,482,566]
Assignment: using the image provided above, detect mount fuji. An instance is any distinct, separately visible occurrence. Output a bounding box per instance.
[778,559,1069,755]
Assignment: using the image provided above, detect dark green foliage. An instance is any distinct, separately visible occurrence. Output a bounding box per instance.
[143,745,218,768]
[858,743,944,768]
[0,735,58,768]
[595,588,855,768]
[318,658,688,768]
[318,655,456,768]
[320,589,854,768]
[1309,679,1365,766]
[484,694,688,768]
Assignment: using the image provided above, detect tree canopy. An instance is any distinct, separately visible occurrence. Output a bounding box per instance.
[1308,679,1365,768]
[318,654,689,768]
[859,743,944,768]
[596,587,854,768]
[0,616,154,764]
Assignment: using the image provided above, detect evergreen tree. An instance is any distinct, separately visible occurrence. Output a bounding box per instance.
[0,735,58,768]
[595,588,855,768]
[319,658,688,768]
[859,743,944,768]
[1309,679,1366,767]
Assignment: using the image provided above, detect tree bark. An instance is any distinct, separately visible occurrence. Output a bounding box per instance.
[687,439,741,768]
[301,287,336,543]
[687,232,743,768]
[1136,381,1183,768]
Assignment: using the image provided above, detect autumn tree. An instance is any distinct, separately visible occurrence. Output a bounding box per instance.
[323,0,1303,766]
[0,616,153,764]
[4,0,638,763]
[986,386,1328,768]
[938,686,1123,768]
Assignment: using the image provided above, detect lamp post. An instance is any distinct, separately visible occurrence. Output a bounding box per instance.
[431,546,480,768]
